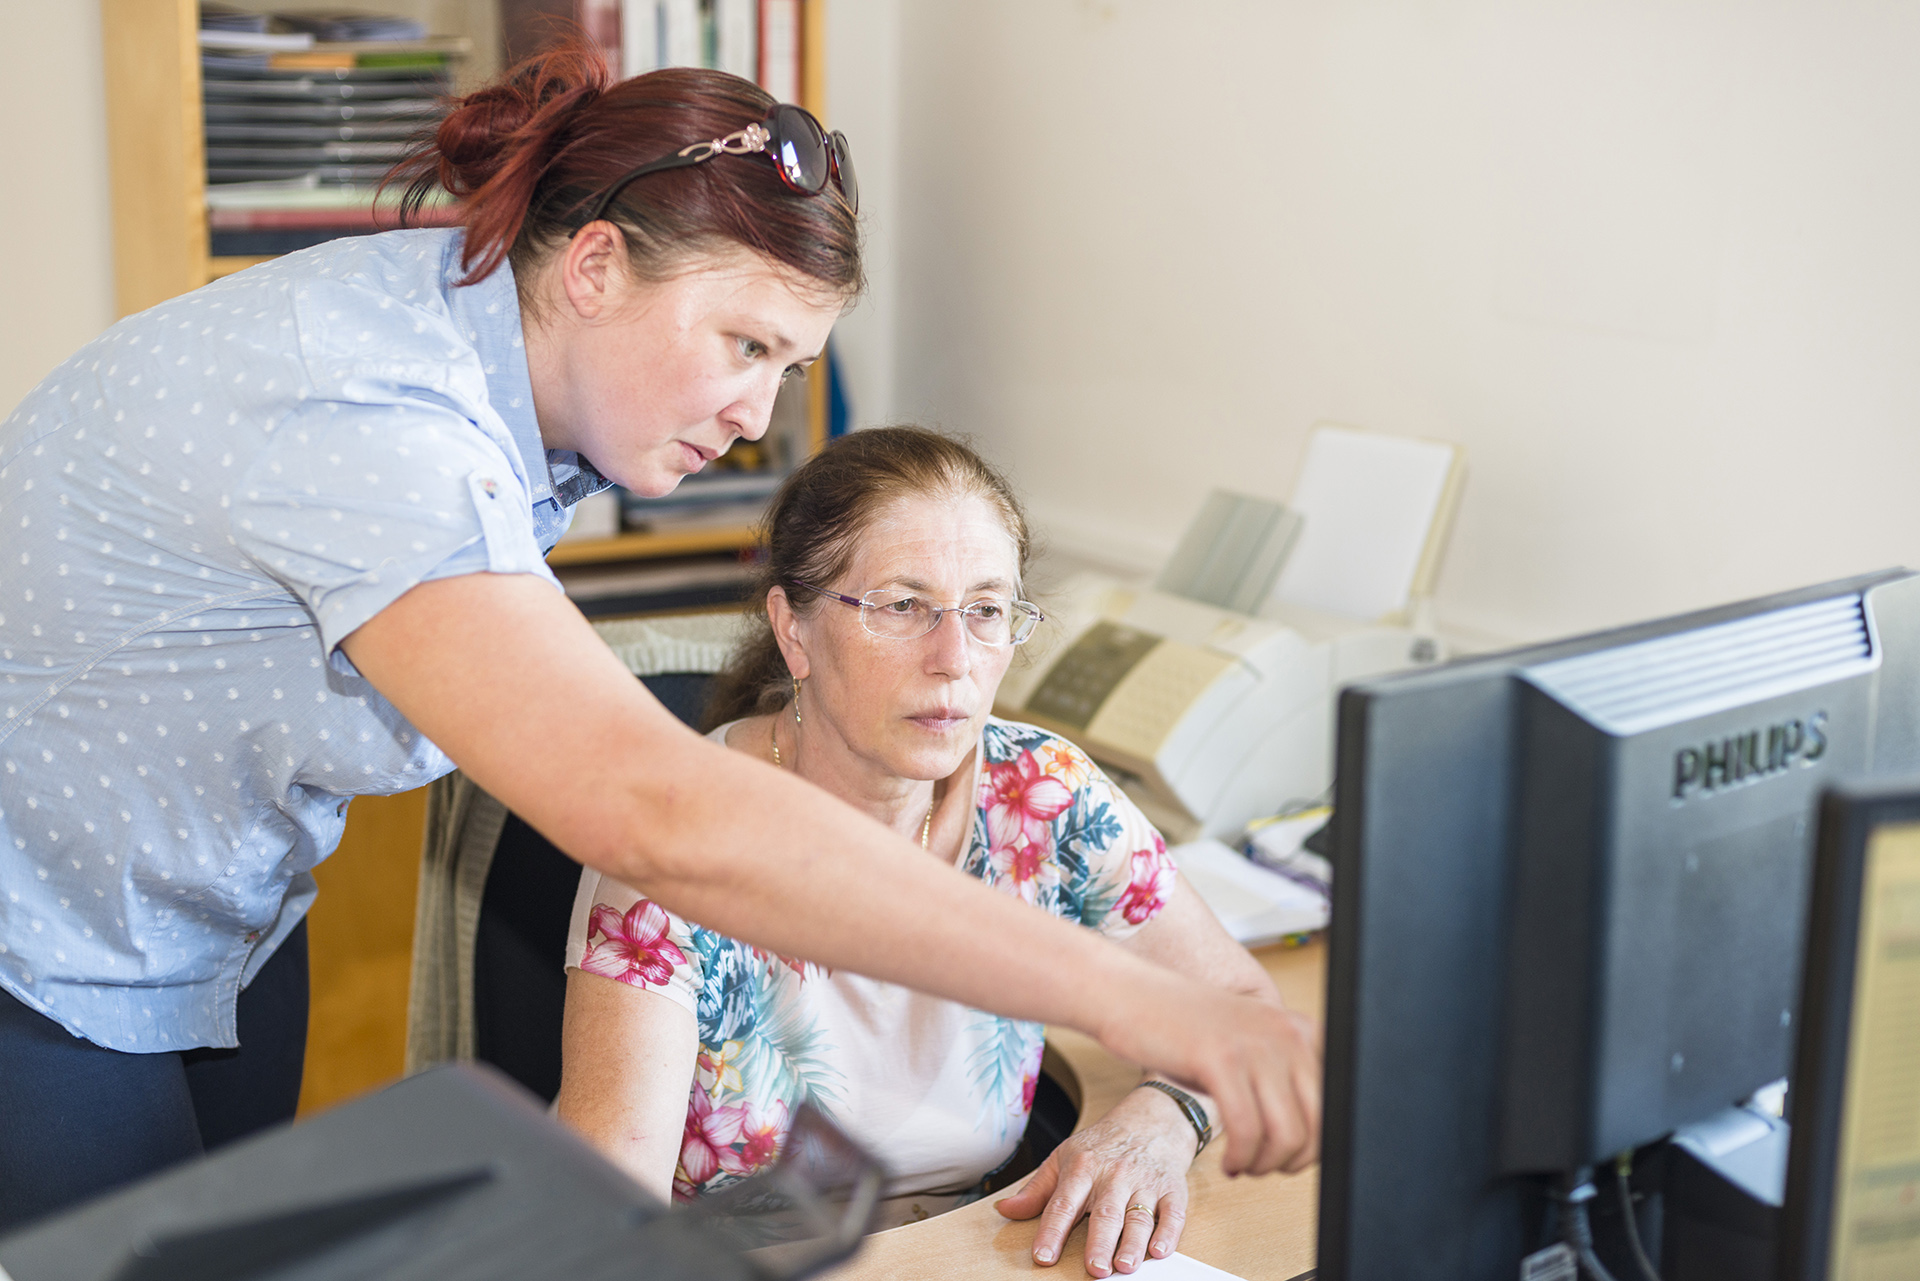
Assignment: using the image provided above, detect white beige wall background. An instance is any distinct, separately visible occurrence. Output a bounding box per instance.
[11,5,1919,648]
[868,1,1920,644]
[0,5,114,415]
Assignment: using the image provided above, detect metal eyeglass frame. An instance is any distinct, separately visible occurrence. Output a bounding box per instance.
[572,104,857,232]
[793,580,1046,647]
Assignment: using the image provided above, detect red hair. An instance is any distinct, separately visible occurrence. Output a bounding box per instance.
[387,41,861,295]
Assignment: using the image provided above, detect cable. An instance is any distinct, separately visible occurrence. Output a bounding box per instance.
[1554,1169,1619,1281]
[1613,1151,1663,1281]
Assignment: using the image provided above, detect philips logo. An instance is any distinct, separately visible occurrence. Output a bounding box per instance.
[1672,712,1828,801]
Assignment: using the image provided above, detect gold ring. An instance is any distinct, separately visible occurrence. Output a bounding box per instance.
[1126,1203,1154,1216]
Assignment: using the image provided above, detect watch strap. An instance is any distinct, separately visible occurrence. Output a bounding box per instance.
[1136,1079,1213,1155]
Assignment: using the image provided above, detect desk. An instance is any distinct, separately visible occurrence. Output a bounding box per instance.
[825,940,1324,1280]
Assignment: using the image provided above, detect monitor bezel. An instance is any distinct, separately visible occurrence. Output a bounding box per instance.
[1776,778,1920,1281]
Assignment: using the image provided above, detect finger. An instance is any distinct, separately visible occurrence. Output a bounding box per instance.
[1146,1189,1188,1260]
[995,1153,1060,1220]
[1110,1198,1158,1274]
[1209,1066,1258,1177]
[1030,1169,1095,1267]
[1284,1032,1325,1174]
[1081,1191,1133,1278]
[1248,1052,1304,1177]
[1262,1013,1321,1175]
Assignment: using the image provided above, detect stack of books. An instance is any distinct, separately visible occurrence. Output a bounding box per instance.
[617,470,787,534]
[609,376,813,539]
[198,6,466,256]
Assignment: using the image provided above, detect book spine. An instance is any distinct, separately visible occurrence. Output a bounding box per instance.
[620,0,661,75]
[210,228,383,256]
[207,206,463,231]
[758,0,800,102]
[714,0,758,81]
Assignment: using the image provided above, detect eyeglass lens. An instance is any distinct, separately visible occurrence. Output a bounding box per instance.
[770,103,830,192]
[860,591,1035,645]
[829,129,858,211]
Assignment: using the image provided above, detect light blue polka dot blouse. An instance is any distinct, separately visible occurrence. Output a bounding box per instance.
[0,228,611,1052]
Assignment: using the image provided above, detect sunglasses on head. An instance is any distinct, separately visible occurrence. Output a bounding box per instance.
[574,102,858,231]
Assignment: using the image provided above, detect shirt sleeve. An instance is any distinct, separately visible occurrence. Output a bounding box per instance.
[1017,730,1178,941]
[226,276,559,673]
[564,868,704,1017]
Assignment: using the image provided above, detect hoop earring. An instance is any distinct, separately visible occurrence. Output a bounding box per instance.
[792,676,803,727]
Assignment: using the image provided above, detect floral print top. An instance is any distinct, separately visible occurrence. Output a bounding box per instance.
[563,717,1177,1210]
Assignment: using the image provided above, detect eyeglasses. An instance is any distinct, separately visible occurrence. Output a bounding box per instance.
[574,103,858,231]
[795,581,1046,647]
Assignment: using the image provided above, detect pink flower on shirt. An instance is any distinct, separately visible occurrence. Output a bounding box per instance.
[989,838,1062,905]
[721,1098,790,1177]
[1116,834,1174,925]
[986,751,1074,853]
[1019,1039,1045,1115]
[678,1086,747,1191]
[580,900,687,988]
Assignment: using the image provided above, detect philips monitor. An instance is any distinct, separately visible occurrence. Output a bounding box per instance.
[1318,568,1920,1281]
[1778,780,1920,1281]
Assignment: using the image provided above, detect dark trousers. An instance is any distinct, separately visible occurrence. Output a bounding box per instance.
[0,920,308,1235]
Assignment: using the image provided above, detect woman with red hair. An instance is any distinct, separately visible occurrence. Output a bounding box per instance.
[0,45,1318,1229]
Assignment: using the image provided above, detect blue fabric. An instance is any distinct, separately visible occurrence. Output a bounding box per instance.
[0,919,308,1234]
[0,229,610,1052]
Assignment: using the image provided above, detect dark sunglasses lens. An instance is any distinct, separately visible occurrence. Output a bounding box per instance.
[768,104,830,193]
[830,129,858,211]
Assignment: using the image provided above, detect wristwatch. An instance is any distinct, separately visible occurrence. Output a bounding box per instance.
[1136,1079,1213,1154]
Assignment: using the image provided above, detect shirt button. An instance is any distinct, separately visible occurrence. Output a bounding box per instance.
[245,930,260,943]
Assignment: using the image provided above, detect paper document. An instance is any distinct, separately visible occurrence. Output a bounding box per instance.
[1171,838,1329,946]
[1131,1252,1253,1279]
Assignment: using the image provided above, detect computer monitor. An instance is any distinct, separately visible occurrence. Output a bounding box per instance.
[1778,780,1920,1281]
[1318,568,1920,1281]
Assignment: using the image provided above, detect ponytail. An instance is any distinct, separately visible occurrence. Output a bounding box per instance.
[386,40,861,296]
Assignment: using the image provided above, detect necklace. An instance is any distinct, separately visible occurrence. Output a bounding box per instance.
[772,719,934,849]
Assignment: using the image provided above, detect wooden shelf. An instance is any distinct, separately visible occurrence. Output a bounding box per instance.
[545,525,762,567]
[208,254,277,278]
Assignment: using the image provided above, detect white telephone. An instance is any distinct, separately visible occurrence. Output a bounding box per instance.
[995,425,1465,841]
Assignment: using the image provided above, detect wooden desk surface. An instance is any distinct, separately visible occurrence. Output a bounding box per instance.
[825,940,1324,1280]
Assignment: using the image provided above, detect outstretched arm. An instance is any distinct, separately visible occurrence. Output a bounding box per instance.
[996,880,1320,1274]
[342,572,1318,1177]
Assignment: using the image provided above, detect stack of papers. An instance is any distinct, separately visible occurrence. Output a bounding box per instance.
[1133,1252,1253,1279]
[1169,838,1329,946]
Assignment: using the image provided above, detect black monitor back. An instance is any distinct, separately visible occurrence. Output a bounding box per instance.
[1318,568,1920,1280]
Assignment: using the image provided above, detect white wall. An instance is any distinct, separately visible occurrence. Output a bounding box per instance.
[872,2,1920,644]
[0,5,114,414]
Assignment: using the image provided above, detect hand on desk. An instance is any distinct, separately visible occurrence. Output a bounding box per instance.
[1095,978,1323,1179]
[995,1085,1199,1277]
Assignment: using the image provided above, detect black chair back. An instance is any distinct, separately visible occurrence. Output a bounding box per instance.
[472,673,714,1102]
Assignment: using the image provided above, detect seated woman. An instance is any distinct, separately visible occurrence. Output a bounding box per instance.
[556,427,1310,1277]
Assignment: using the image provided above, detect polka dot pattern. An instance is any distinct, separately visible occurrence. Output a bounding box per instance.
[0,229,590,1052]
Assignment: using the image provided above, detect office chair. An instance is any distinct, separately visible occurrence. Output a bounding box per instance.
[406,616,748,1099]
